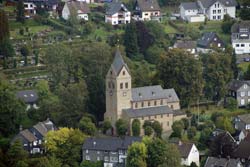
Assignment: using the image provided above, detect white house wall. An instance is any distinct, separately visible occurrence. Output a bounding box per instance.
[62,4,70,20]
[232,42,250,54]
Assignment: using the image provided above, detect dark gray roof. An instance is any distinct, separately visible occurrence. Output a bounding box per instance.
[20,129,37,142]
[228,80,250,91]
[136,0,160,11]
[33,119,57,137]
[173,110,186,116]
[16,90,38,103]
[82,136,141,151]
[24,0,59,6]
[180,2,199,10]
[111,49,130,76]
[231,21,250,33]
[176,142,194,158]
[131,85,179,102]
[204,157,241,167]
[197,32,224,48]
[233,140,250,159]
[123,105,173,118]
[106,2,128,15]
[237,114,250,124]
[199,0,237,8]
[173,40,196,49]
[66,1,90,14]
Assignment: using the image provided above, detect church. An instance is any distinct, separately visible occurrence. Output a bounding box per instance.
[105,49,186,135]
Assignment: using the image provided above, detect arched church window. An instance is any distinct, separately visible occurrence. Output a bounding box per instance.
[120,83,123,89]
[125,82,128,89]
[123,71,125,75]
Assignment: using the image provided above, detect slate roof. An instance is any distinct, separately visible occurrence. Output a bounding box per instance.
[204,157,241,167]
[136,0,160,11]
[176,142,194,158]
[197,32,224,48]
[20,129,37,142]
[82,136,141,151]
[173,40,196,49]
[231,21,250,33]
[199,0,237,8]
[131,85,179,102]
[111,49,130,76]
[66,1,90,14]
[237,114,250,124]
[233,140,250,159]
[228,80,250,91]
[123,105,173,118]
[180,2,199,10]
[16,90,38,104]
[173,110,187,116]
[106,2,128,15]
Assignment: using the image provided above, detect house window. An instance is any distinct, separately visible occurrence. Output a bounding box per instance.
[33,148,40,153]
[244,84,248,89]
[141,102,144,107]
[148,101,151,106]
[86,156,90,160]
[218,3,220,7]
[118,150,123,154]
[160,99,163,105]
[236,44,240,47]
[218,43,221,47]
[241,44,245,47]
[125,82,128,88]
[120,83,123,89]
[215,4,217,8]
[241,92,245,97]
[86,149,88,153]
[217,16,221,20]
[154,101,157,106]
[123,71,125,75]
[167,121,169,126]
[110,71,112,75]
[135,103,138,108]
[97,151,100,154]
[213,10,216,14]
[104,156,109,161]
[213,16,216,20]
[24,144,28,146]
[218,10,221,13]
[241,99,245,105]
[171,105,174,109]
[97,156,100,161]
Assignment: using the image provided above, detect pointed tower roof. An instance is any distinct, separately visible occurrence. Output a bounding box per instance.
[111,49,130,76]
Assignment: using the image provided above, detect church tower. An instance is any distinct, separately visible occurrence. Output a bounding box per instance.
[104,49,132,127]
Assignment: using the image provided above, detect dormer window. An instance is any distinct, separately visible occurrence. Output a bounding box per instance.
[152,92,155,96]
[244,84,248,89]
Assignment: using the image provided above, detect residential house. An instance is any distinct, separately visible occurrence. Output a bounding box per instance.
[16,90,39,111]
[231,21,250,55]
[197,32,225,53]
[24,0,59,17]
[227,80,250,107]
[62,1,90,21]
[105,49,186,135]
[172,40,197,56]
[233,129,249,143]
[24,2,36,18]
[180,0,237,22]
[234,114,250,131]
[82,136,141,167]
[175,141,200,166]
[204,157,243,167]
[180,2,205,22]
[134,0,161,21]
[12,119,57,154]
[105,2,131,25]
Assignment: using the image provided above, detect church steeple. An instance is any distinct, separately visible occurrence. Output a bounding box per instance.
[105,48,132,128]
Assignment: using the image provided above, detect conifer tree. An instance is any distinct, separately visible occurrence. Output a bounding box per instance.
[16,0,25,23]
[124,21,139,59]
[0,9,10,42]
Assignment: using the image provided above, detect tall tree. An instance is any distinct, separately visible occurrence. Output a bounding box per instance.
[115,119,128,136]
[16,0,25,23]
[203,51,233,101]
[0,9,9,42]
[79,117,96,135]
[45,128,87,167]
[126,142,147,167]
[157,49,204,107]
[124,21,139,59]
[0,75,25,137]
[132,119,141,137]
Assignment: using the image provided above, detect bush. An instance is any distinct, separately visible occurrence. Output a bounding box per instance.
[144,126,153,136]
[132,119,141,136]
[225,97,237,111]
